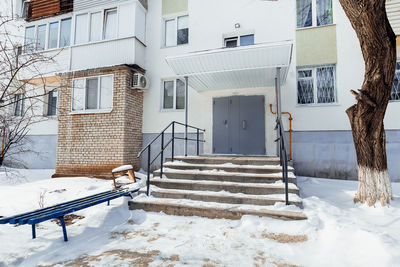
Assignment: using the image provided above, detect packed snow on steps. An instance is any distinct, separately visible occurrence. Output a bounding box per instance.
[0,168,399,266]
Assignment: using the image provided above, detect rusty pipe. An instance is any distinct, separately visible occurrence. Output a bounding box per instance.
[269,104,293,160]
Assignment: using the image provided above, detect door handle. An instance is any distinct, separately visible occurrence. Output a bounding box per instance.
[224,120,228,127]
[242,120,247,129]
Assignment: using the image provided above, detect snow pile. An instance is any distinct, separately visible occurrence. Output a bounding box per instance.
[0,169,399,266]
[112,165,133,173]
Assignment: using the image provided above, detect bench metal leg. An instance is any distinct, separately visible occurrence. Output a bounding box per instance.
[32,224,36,239]
[59,216,68,242]
[107,200,110,206]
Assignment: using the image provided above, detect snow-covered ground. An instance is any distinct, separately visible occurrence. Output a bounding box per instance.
[0,169,399,267]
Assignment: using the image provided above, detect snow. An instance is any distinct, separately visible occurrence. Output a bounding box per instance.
[112,165,133,173]
[164,161,292,170]
[161,167,297,178]
[0,169,400,266]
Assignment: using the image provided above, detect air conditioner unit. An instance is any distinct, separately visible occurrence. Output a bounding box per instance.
[131,73,149,90]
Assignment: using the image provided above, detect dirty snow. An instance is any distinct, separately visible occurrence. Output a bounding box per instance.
[0,169,399,266]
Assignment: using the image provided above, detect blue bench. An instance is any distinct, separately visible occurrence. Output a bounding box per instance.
[0,188,139,242]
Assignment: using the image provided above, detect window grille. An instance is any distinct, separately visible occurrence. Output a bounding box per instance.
[297,65,336,105]
[391,62,400,101]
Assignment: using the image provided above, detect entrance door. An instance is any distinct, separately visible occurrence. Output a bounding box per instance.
[212,95,265,155]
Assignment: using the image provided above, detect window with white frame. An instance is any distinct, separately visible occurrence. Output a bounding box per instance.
[72,75,113,112]
[224,34,254,48]
[90,12,102,42]
[164,15,189,47]
[36,24,46,51]
[297,65,336,104]
[297,0,333,28]
[75,13,88,45]
[391,61,400,101]
[13,94,25,116]
[48,21,59,49]
[24,17,72,53]
[60,18,72,47]
[103,9,117,40]
[47,89,58,116]
[24,26,35,53]
[162,79,185,110]
[21,0,30,19]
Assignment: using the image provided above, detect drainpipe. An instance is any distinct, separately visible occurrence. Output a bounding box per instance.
[269,104,293,160]
[184,76,188,156]
[276,67,282,158]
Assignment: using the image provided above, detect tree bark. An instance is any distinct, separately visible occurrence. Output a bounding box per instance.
[338,0,395,205]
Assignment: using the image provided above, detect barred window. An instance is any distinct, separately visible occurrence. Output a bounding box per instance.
[297,65,336,105]
[391,62,400,101]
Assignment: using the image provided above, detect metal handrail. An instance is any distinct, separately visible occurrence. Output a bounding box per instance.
[137,121,206,196]
[276,118,289,205]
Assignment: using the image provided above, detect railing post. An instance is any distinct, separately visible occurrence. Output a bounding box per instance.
[184,76,189,157]
[172,122,175,162]
[284,153,289,205]
[160,132,164,179]
[197,129,200,156]
[146,146,151,196]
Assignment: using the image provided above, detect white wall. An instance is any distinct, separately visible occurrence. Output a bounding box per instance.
[282,0,400,132]
[142,0,296,155]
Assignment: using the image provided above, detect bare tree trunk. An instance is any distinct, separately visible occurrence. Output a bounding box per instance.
[338,0,395,205]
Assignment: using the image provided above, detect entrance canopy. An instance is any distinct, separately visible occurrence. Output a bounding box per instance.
[166,41,293,91]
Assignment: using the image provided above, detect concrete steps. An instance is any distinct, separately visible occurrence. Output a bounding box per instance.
[129,155,306,221]
[150,178,299,195]
[166,155,281,166]
[162,161,290,174]
[151,188,303,208]
[129,197,307,221]
[154,169,297,184]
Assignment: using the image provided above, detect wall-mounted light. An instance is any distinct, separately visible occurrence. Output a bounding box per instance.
[235,23,241,29]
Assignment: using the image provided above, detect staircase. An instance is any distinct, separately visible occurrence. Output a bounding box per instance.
[129,155,306,221]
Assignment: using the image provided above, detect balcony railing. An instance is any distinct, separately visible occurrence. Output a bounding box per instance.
[26,0,73,21]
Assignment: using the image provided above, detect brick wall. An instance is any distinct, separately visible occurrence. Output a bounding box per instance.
[55,65,143,177]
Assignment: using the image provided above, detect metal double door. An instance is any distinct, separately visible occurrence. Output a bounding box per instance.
[212,95,265,155]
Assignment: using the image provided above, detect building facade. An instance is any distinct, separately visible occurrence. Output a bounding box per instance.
[6,0,400,181]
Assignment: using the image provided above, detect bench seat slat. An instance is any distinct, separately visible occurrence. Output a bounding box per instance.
[27,190,138,225]
[16,190,129,225]
[11,191,120,224]
[5,190,115,224]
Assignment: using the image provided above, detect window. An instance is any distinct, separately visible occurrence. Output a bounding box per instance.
[13,94,25,116]
[165,19,176,47]
[177,16,189,45]
[103,9,117,40]
[240,35,254,46]
[391,61,400,101]
[24,26,35,53]
[47,89,58,116]
[48,22,59,49]
[162,79,185,110]
[164,15,189,47]
[60,18,71,47]
[21,0,30,18]
[297,0,333,28]
[224,34,254,48]
[36,24,46,51]
[297,65,336,104]
[72,75,113,111]
[90,12,102,42]
[75,13,88,45]
[225,37,238,48]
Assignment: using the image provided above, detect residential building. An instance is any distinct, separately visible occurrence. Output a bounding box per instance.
[7,0,400,181]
